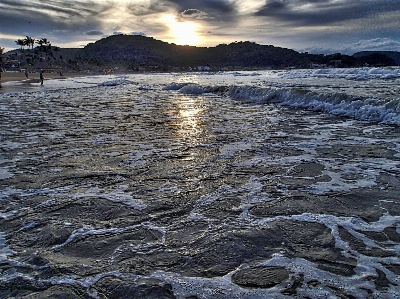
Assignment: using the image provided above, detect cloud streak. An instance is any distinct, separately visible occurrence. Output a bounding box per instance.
[254,0,400,26]
[0,0,399,54]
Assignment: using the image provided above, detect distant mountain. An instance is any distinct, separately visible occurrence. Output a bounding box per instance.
[353,51,400,66]
[3,35,398,72]
[80,35,399,70]
[81,35,311,70]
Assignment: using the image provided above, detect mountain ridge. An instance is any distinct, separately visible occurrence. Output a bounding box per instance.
[80,35,398,70]
[2,35,399,72]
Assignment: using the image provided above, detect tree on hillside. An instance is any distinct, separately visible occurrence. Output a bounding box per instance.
[15,39,26,50]
[24,36,35,50]
[37,38,51,51]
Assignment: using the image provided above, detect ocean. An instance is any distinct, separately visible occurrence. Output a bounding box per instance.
[1,68,400,298]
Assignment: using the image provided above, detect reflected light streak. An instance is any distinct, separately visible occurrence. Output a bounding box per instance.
[176,96,203,144]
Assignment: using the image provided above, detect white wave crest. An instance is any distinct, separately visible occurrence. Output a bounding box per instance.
[229,86,400,126]
[284,67,400,80]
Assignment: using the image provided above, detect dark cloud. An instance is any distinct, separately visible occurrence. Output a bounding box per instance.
[179,0,234,12]
[182,9,202,16]
[124,0,237,30]
[180,9,209,20]
[86,30,104,36]
[131,32,146,36]
[125,0,236,20]
[126,1,168,16]
[254,0,400,26]
[166,0,236,19]
[0,0,114,38]
[0,0,399,54]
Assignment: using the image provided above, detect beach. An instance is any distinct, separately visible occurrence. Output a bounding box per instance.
[0,69,399,298]
[0,71,94,93]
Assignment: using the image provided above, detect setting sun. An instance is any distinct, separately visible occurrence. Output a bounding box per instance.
[163,15,200,46]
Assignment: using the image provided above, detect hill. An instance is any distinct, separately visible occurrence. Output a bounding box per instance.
[353,51,400,66]
[80,34,309,71]
[80,35,399,71]
[1,47,84,72]
[2,35,398,72]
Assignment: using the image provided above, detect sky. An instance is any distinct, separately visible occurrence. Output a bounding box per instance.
[1,0,400,55]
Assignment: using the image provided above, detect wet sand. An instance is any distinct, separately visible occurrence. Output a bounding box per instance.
[0,72,399,298]
[0,71,89,93]
[0,71,88,83]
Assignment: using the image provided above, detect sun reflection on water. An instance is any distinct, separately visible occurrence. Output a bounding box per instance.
[175,96,204,144]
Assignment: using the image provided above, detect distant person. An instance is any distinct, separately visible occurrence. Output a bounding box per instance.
[25,69,28,79]
[40,70,44,86]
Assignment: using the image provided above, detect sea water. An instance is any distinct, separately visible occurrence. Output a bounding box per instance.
[0,68,399,298]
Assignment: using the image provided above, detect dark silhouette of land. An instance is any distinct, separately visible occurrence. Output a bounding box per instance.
[80,35,398,71]
[1,34,398,74]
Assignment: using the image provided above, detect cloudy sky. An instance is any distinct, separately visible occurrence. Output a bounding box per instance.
[1,0,399,54]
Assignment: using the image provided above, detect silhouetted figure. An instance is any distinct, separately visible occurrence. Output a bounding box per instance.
[40,70,44,86]
[25,69,28,79]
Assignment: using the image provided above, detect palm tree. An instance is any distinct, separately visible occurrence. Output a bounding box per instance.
[15,39,25,50]
[36,39,44,48]
[37,38,48,47]
[30,37,36,49]
[24,36,35,50]
[0,47,4,68]
[37,38,51,51]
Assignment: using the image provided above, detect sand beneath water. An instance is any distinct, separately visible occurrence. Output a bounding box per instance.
[0,71,90,93]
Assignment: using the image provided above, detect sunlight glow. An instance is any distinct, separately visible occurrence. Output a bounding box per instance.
[176,96,203,143]
[163,15,200,46]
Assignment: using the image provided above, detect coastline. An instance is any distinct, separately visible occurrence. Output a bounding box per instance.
[0,71,86,84]
[0,71,97,93]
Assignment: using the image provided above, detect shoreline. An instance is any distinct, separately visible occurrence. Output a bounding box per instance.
[0,71,103,93]
[0,71,88,84]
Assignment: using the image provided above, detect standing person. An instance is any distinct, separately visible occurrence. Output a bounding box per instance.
[40,70,44,86]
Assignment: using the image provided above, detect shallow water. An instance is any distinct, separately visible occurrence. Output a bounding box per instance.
[1,69,400,298]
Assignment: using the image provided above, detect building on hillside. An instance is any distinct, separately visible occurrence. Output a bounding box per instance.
[197,66,211,71]
[310,63,327,68]
[329,60,342,68]
[2,60,21,72]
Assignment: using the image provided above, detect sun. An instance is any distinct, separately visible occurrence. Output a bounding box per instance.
[163,15,200,46]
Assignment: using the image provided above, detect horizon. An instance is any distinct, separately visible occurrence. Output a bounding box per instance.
[3,34,400,58]
[1,1,399,55]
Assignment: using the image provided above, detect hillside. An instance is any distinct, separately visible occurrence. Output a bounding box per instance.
[2,47,84,72]
[80,34,309,70]
[353,51,400,66]
[2,35,399,72]
[80,35,399,71]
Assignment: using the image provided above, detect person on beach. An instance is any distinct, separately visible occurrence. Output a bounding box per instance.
[25,69,28,79]
[40,70,44,86]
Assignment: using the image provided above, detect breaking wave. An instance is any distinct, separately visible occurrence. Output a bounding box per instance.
[283,67,400,80]
[229,86,400,126]
[163,81,400,126]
